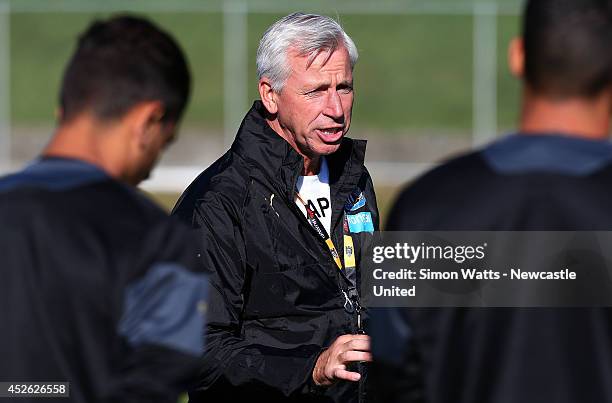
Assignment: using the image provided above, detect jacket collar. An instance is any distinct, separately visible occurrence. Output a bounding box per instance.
[231,101,367,206]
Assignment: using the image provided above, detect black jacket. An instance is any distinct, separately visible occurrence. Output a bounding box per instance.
[0,157,208,403]
[372,134,612,403]
[173,101,379,403]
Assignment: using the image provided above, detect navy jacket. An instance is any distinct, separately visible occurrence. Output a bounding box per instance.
[0,158,208,403]
[373,134,612,403]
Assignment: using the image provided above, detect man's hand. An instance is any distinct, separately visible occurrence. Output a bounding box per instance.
[312,334,372,386]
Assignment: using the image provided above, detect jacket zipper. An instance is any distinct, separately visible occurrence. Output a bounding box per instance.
[252,174,364,334]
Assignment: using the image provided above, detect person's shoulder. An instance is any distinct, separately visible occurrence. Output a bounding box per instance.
[29,176,171,232]
[427,150,489,177]
[0,172,157,217]
[74,181,199,279]
[403,150,491,196]
[386,150,494,226]
[0,176,187,261]
[172,150,251,222]
[78,178,168,221]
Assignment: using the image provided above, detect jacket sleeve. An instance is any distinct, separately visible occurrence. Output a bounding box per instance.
[186,191,323,401]
[105,220,209,403]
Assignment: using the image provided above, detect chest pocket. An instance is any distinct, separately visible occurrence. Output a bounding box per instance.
[244,263,340,318]
[249,186,324,273]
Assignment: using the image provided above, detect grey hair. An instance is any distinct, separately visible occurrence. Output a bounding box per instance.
[256,12,358,92]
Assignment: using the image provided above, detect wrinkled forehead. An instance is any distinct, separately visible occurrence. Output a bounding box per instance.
[287,44,352,74]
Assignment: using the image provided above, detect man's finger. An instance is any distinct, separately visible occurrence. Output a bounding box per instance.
[347,338,371,352]
[326,362,345,375]
[340,350,373,363]
[333,368,361,382]
[336,334,355,344]
[346,334,370,342]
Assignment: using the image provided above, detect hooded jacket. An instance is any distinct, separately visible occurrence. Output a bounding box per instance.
[173,101,379,402]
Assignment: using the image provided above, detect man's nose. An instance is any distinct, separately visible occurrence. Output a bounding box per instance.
[324,90,344,120]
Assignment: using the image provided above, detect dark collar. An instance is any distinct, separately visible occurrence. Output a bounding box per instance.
[483,133,612,176]
[231,101,367,203]
[0,156,110,192]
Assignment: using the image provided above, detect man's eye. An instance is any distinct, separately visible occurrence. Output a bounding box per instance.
[338,86,353,94]
[305,89,324,97]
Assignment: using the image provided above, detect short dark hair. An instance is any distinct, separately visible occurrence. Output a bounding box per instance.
[523,0,612,98]
[59,15,191,124]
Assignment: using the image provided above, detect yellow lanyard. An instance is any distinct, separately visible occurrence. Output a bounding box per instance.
[295,192,355,272]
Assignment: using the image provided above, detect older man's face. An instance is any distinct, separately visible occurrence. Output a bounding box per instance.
[275,45,353,158]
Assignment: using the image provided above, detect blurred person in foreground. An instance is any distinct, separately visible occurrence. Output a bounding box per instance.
[173,12,378,403]
[0,16,208,403]
[371,1,612,402]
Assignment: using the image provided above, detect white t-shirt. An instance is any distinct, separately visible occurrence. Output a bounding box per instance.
[296,157,332,235]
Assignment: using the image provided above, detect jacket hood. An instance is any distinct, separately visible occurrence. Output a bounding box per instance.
[231,101,367,203]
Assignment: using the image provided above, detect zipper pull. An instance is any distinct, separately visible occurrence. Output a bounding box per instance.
[342,290,355,313]
[344,288,365,334]
[357,311,364,334]
[349,291,366,335]
[354,299,365,334]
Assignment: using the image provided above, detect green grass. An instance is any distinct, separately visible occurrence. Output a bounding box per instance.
[10,11,521,132]
[497,15,522,131]
[146,191,181,213]
[10,12,224,127]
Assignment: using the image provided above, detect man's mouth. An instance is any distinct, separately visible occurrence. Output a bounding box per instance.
[316,127,344,143]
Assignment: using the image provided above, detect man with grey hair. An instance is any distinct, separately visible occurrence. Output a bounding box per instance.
[173,12,379,403]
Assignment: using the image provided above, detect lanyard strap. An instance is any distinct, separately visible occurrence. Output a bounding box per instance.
[295,192,357,276]
[295,192,343,270]
[296,191,364,333]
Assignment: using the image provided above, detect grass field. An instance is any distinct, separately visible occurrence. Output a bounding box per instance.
[10,10,521,133]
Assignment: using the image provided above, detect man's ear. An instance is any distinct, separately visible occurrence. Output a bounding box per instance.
[508,37,525,79]
[128,101,165,149]
[259,78,278,114]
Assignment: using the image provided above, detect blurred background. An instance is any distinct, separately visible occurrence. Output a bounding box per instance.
[0,0,524,222]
